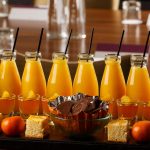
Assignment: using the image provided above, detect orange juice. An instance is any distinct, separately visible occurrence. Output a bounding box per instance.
[46,52,72,98]
[142,102,150,120]
[127,67,150,101]
[117,101,138,120]
[0,99,15,114]
[21,52,46,114]
[73,54,99,96]
[100,54,126,118]
[126,55,150,119]
[127,55,150,102]
[18,94,40,119]
[42,97,50,115]
[19,100,39,114]
[0,50,21,112]
[0,94,15,115]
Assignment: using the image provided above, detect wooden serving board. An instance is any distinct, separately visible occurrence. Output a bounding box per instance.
[0,128,149,150]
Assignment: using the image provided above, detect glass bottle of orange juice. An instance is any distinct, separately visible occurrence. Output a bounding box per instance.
[73,53,99,96]
[127,55,150,102]
[100,54,126,118]
[127,55,150,119]
[46,52,72,99]
[21,52,46,114]
[0,50,21,112]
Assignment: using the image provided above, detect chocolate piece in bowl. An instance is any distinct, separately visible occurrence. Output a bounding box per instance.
[57,101,74,115]
[99,101,109,117]
[71,97,101,115]
[72,98,89,115]
[85,98,101,113]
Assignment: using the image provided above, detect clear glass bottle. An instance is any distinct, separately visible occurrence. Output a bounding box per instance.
[73,53,99,96]
[100,54,126,100]
[100,54,126,119]
[22,52,46,97]
[0,50,21,112]
[21,52,46,114]
[127,55,150,119]
[46,52,72,99]
[127,55,150,102]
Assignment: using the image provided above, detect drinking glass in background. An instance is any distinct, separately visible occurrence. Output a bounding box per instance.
[0,0,9,18]
[122,0,143,25]
[46,0,86,39]
[0,28,14,51]
[67,0,86,39]
[47,0,68,39]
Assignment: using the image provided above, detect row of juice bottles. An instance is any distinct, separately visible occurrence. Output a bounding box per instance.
[0,50,150,118]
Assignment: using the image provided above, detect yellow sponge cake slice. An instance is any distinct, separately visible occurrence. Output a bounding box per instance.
[107,119,129,142]
[25,115,49,138]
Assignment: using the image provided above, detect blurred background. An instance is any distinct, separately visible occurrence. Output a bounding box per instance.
[7,0,150,10]
[4,0,150,61]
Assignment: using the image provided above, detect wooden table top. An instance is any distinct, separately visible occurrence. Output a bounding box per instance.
[3,8,150,60]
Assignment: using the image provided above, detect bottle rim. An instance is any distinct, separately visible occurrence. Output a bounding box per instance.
[130,54,147,61]
[122,0,141,9]
[78,53,94,61]
[130,54,147,58]
[130,54,147,66]
[25,51,41,59]
[105,53,121,61]
[52,52,68,59]
[1,50,16,59]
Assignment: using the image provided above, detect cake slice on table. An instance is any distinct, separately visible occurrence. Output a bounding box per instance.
[107,119,129,142]
[25,115,49,138]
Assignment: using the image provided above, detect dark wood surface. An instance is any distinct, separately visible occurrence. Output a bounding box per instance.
[0,127,149,150]
[2,8,150,60]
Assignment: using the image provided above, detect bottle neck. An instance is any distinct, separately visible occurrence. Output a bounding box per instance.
[78,53,94,62]
[52,52,68,61]
[25,51,41,61]
[1,50,16,61]
[130,55,147,67]
[105,54,121,64]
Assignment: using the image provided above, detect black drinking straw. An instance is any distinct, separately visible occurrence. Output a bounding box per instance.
[141,31,150,67]
[11,27,19,60]
[117,30,125,57]
[88,28,94,55]
[64,29,72,55]
[36,28,44,60]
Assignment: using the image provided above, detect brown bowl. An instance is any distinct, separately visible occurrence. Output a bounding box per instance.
[48,94,111,137]
[49,110,111,137]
